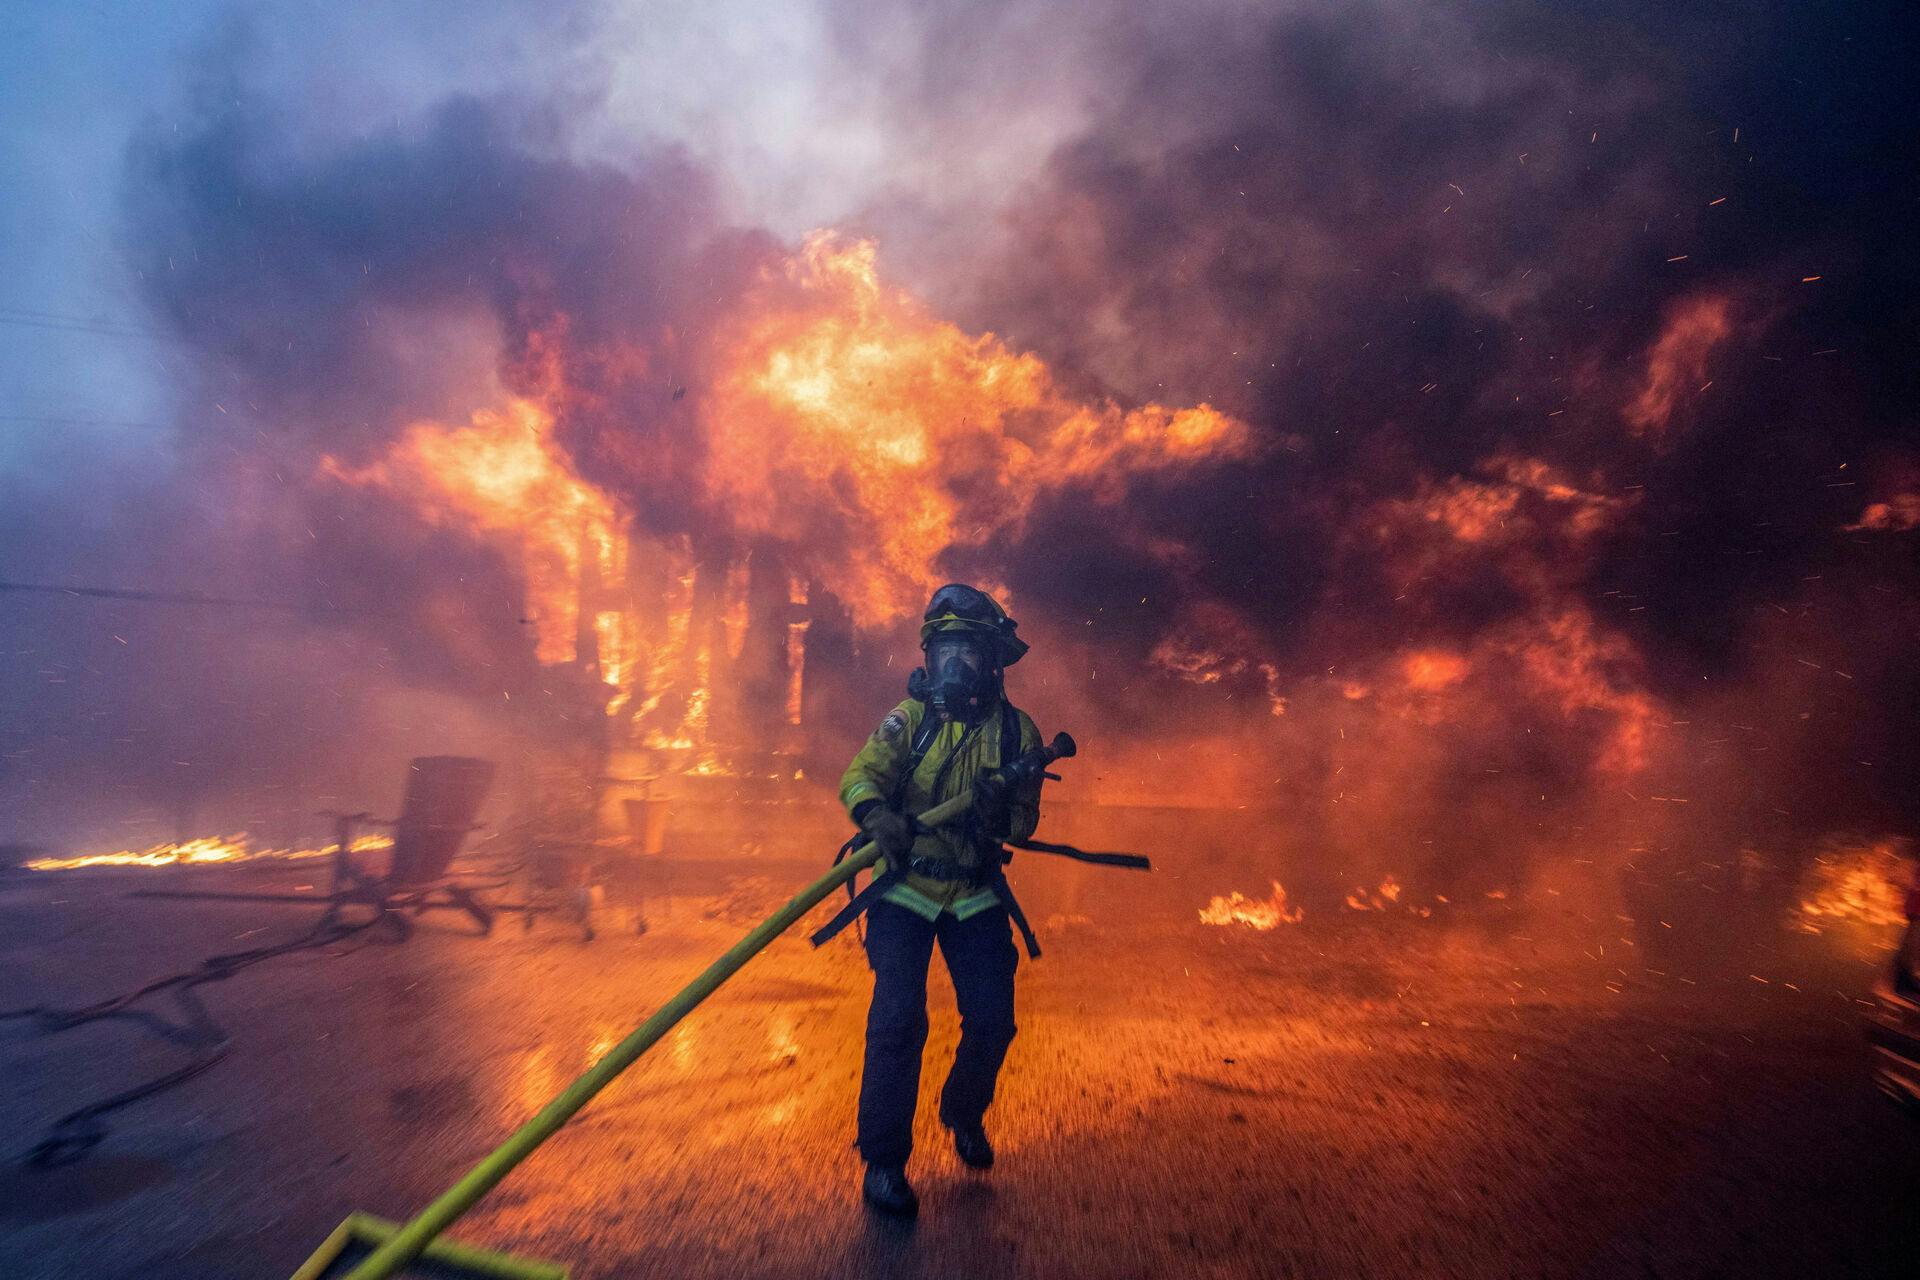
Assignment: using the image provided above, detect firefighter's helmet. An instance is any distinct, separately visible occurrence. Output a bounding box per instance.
[918,583,1028,667]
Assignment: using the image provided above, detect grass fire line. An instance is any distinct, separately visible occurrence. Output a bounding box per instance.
[303,734,1089,1280]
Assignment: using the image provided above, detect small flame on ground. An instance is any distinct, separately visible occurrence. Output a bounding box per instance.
[1343,875,1441,917]
[1345,875,1405,910]
[1199,881,1304,929]
[26,832,393,872]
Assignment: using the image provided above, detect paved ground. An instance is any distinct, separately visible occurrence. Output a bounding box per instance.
[1,851,1914,1280]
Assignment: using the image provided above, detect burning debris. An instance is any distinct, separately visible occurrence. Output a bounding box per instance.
[1199,874,1460,928]
[1794,838,1915,935]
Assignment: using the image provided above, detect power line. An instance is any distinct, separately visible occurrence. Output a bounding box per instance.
[0,304,171,335]
[0,580,399,618]
[0,414,175,432]
[0,314,181,343]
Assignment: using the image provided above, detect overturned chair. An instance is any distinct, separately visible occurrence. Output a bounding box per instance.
[133,755,500,939]
[320,756,500,939]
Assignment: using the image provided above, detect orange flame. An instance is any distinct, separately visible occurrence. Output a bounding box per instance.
[27,832,392,872]
[706,233,1257,626]
[321,397,622,667]
[1403,651,1468,692]
[1199,881,1304,929]
[1345,875,1405,910]
[1794,839,1913,933]
[1845,494,1920,533]
[1624,294,1733,438]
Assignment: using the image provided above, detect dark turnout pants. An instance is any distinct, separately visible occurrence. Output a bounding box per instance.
[857,897,1019,1168]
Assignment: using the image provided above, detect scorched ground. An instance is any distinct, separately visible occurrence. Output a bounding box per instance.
[2,850,1911,1280]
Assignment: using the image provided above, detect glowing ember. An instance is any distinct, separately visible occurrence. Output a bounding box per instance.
[1345,875,1404,910]
[27,832,393,872]
[1199,881,1304,929]
[1344,876,1437,918]
[1402,652,1467,692]
[1845,493,1920,533]
[1794,839,1914,933]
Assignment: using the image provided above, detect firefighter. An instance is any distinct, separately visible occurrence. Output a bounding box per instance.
[835,583,1043,1217]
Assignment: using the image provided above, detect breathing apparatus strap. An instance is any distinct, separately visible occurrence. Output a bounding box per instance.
[1004,699,1025,767]
[985,699,1043,957]
[893,711,945,808]
[813,710,944,949]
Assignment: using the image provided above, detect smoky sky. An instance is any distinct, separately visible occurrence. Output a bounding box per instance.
[946,0,1920,831]
[3,0,1917,856]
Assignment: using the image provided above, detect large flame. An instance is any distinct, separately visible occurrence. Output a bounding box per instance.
[306,231,1259,782]
[705,233,1257,626]
[317,233,1255,654]
[321,397,623,668]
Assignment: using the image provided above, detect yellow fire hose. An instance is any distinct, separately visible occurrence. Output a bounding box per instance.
[300,786,982,1280]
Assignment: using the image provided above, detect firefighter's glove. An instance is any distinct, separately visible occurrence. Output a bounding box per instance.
[970,771,1011,839]
[861,806,914,857]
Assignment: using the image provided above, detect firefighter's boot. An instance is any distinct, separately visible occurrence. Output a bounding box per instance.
[862,1164,918,1217]
[945,1118,994,1170]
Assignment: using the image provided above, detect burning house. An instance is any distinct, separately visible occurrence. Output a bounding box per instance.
[271,228,1259,859]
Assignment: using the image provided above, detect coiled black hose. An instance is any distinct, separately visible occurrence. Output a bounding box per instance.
[1,906,388,1166]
